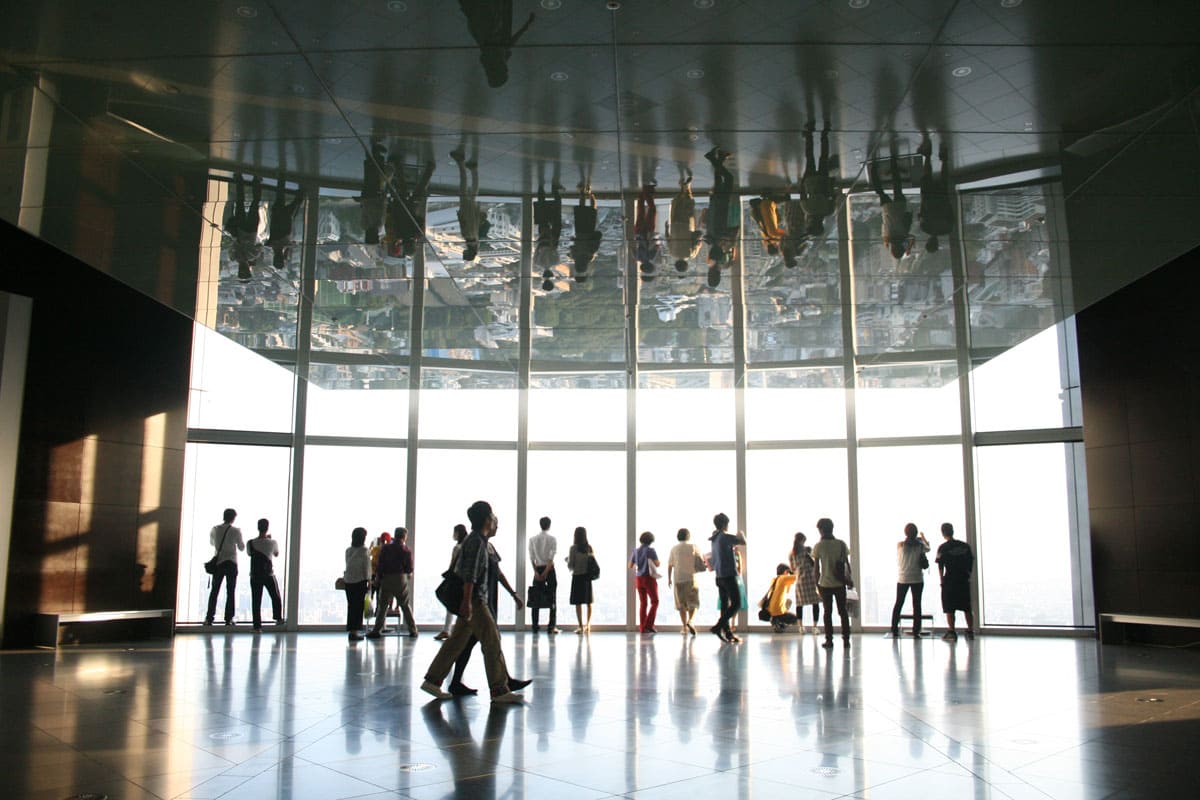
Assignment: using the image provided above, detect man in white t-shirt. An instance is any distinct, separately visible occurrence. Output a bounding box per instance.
[528,516,559,634]
[205,508,245,626]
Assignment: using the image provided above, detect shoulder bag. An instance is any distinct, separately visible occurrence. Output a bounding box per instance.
[204,525,231,574]
[436,569,464,615]
[586,552,601,581]
[757,580,774,622]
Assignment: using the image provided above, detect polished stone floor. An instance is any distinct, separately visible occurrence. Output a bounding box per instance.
[3,630,1199,799]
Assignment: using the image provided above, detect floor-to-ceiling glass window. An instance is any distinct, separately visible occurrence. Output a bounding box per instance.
[180,173,1092,631]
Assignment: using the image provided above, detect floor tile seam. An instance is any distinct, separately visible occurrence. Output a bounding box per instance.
[299,754,429,791]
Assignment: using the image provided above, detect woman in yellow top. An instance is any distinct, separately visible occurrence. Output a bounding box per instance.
[763,563,797,632]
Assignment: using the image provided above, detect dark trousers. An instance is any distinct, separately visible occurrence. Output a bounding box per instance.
[205,561,237,623]
[819,585,851,642]
[715,575,740,636]
[344,580,369,633]
[250,573,282,628]
[799,602,821,626]
[531,569,557,630]
[891,582,925,634]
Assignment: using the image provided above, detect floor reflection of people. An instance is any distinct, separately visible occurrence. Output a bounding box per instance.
[384,156,435,260]
[634,182,661,281]
[528,643,557,752]
[893,632,927,759]
[707,645,748,770]
[787,121,835,267]
[568,634,597,741]
[458,0,536,88]
[668,637,701,742]
[422,702,512,797]
[534,181,564,291]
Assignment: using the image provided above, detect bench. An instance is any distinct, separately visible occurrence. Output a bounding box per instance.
[1098,613,1200,645]
[893,613,936,637]
[34,609,175,648]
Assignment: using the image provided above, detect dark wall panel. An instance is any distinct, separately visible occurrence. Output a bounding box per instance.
[1076,244,1200,643]
[0,220,193,647]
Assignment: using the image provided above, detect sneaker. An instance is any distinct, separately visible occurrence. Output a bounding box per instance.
[421,680,452,700]
[490,691,524,705]
[434,631,450,641]
[548,627,561,635]
[349,633,363,642]
[942,631,958,642]
[448,682,477,697]
[366,629,382,639]
[202,620,214,627]
[224,620,236,626]
[728,635,742,644]
[507,677,532,692]
[821,640,834,649]
[274,618,286,625]
[575,628,584,635]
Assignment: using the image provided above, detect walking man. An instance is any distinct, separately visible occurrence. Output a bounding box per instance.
[528,516,559,634]
[422,501,527,703]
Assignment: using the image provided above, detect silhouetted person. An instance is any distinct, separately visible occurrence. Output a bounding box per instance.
[267,177,304,271]
[811,517,852,649]
[870,149,914,262]
[357,137,389,245]
[666,169,702,272]
[936,522,975,641]
[247,517,283,630]
[890,523,930,637]
[226,173,261,281]
[918,134,954,253]
[635,182,661,280]
[205,508,245,626]
[450,147,490,261]
[708,512,743,643]
[459,0,535,88]
[703,147,739,288]
[569,183,601,281]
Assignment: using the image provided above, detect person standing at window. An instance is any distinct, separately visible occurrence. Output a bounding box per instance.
[343,527,371,642]
[708,512,744,643]
[528,516,559,634]
[247,518,283,631]
[890,523,930,637]
[789,531,821,635]
[566,526,595,633]
[936,522,975,641]
[630,531,661,634]
[667,528,703,635]
[368,527,418,639]
[811,517,852,649]
[204,508,245,626]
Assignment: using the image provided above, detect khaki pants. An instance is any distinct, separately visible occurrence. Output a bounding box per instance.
[425,602,509,696]
[373,573,417,634]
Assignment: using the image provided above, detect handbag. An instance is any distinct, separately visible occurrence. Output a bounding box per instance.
[919,551,930,570]
[693,551,707,573]
[334,577,346,590]
[586,555,600,581]
[526,581,550,609]
[757,579,775,622]
[204,525,232,575]
[435,569,464,614]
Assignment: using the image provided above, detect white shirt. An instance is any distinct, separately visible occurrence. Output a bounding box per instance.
[528,530,557,566]
[210,524,244,564]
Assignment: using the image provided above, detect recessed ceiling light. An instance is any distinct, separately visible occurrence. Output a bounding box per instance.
[235,5,257,18]
[550,71,569,81]
[540,0,562,9]
[686,68,705,79]
[694,0,715,8]
[848,0,869,8]
[1000,0,1022,7]
[607,0,621,10]
[386,0,407,11]
[1023,121,1034,131]
[291,84,306,95]
[951,66,972,78]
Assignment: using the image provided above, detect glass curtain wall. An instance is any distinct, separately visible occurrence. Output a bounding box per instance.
[180,175,1090,630]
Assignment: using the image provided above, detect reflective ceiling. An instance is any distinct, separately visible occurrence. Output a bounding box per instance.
[2,0,1199,369]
